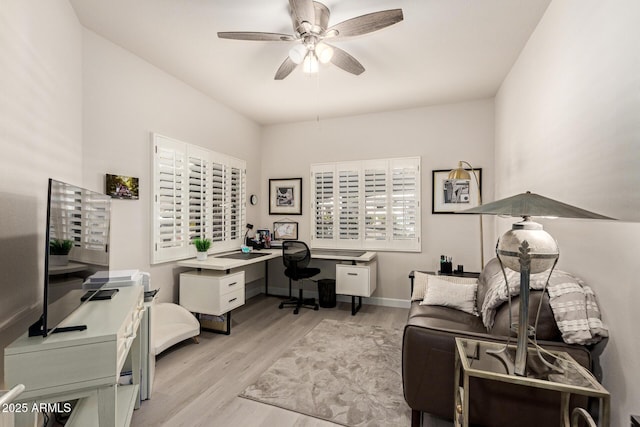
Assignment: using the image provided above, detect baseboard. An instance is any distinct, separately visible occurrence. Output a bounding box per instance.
[255,285,411,309]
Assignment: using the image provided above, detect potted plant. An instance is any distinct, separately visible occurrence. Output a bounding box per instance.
[49,238,74,266]
[193,238,211,261]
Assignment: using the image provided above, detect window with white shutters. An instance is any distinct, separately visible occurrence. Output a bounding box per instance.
[311,157,420,252]
[152,133,247,263]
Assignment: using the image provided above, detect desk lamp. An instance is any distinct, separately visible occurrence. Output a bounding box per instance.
[462,191,613,376]
[244,223,254,247]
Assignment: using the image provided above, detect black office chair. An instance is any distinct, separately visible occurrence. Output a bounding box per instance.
[279,241,320,314]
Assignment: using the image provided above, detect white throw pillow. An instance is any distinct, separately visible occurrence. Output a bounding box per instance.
[420,275,479,316]
[411,271,478,302]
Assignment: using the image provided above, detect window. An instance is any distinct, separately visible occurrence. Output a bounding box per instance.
[152,133,246,264]
[311,157,420,252]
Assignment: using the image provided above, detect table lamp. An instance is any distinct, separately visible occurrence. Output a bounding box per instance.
[462,191,613,376]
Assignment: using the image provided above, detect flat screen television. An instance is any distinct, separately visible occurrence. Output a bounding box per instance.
[29,179,112,337]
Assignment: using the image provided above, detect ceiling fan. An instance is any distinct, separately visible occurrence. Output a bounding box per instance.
[218,0,404,80]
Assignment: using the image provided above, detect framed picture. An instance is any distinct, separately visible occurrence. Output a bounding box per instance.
[256,229,271,241]
[269,178,302,215]
[432,168,482,214]
[106,174,139,200]
[273,221,298,240]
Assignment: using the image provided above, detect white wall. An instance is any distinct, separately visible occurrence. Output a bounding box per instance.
[81,29,262,303]
[260,100,495,302]
[0,0,83,383]
[495,0,640,424]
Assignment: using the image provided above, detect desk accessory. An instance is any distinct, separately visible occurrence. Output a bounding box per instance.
[462,191,613,376]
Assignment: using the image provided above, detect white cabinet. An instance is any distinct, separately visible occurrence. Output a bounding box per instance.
[336,261,377,297]
[179,270,245,316]
[4,286,144,427]
[336,261,377,315]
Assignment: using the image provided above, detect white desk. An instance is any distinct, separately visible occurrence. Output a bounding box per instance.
[177,248,377,321]
[4,286,144,427]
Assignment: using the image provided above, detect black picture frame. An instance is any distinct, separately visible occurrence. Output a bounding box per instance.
[269,178,302,215]
[432,168,482,214]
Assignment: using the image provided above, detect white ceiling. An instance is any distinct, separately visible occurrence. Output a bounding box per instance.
[69,0,551,125]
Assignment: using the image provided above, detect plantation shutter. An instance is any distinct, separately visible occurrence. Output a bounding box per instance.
[312,165,335,242]
[338,164,360,242]
[211,161,225,243]
[310,157,420,252]
[153,135,188,263]
[227,163,246,245]
[152,133,247,263]
[364,162,388,243]
[390,158,420,250]
[188,146,211,242]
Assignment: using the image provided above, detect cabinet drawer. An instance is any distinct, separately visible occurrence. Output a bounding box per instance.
[179,270,246,315]
[336,261,377,297]
[218,272,244,296]
[218,287,245,314]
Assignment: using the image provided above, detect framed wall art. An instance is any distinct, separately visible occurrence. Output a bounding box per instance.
[106,174,139,200]
[432,168,482,214]
[269,178,302,215]
[273,221,298,240]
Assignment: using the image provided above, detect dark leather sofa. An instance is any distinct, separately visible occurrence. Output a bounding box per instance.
[402,260,603,427]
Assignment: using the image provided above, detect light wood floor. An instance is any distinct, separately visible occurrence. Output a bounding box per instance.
[132,295,451,427]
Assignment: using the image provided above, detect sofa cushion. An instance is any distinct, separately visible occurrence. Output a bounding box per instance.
[420,275,478,315]
[411,271,479,301]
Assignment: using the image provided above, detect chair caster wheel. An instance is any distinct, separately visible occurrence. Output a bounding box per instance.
[293,309,299,315]
[314,306,319,311]
[279,303,284,309]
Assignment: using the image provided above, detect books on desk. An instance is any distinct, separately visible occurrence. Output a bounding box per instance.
[269,240,283,248]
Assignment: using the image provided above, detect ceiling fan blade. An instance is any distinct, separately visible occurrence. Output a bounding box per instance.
[327,9,403,38]
[274,57,298,80]
[289,0,315,31]
[217,32,295,42]
[327,45,365,76]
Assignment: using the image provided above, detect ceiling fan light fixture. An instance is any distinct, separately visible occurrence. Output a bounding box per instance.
[288,44,308,64]
[303,53,319,73]
[315,42,334,64]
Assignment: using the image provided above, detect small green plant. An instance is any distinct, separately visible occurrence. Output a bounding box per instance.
[49,238,74,255]
[193,237,211,252]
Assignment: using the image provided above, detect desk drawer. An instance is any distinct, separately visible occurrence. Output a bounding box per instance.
[180,270,246,315]
[218,287,245,314]
[336,261,377,297]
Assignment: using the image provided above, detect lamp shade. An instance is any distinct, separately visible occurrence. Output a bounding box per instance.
[447,162,471,180]
[461,191,614,220]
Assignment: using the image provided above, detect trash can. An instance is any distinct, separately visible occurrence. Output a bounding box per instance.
[317,279,337,308]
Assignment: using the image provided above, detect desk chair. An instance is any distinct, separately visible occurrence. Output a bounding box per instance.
[279,240,320,314]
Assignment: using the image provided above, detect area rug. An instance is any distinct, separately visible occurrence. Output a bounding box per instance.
[240,319,410,426]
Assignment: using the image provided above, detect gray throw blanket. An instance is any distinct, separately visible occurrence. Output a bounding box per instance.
[481,268,608,345]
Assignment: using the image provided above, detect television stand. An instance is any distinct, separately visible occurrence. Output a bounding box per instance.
[5,286,145,427]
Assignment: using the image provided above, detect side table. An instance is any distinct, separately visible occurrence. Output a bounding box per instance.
[453,337,610,427]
